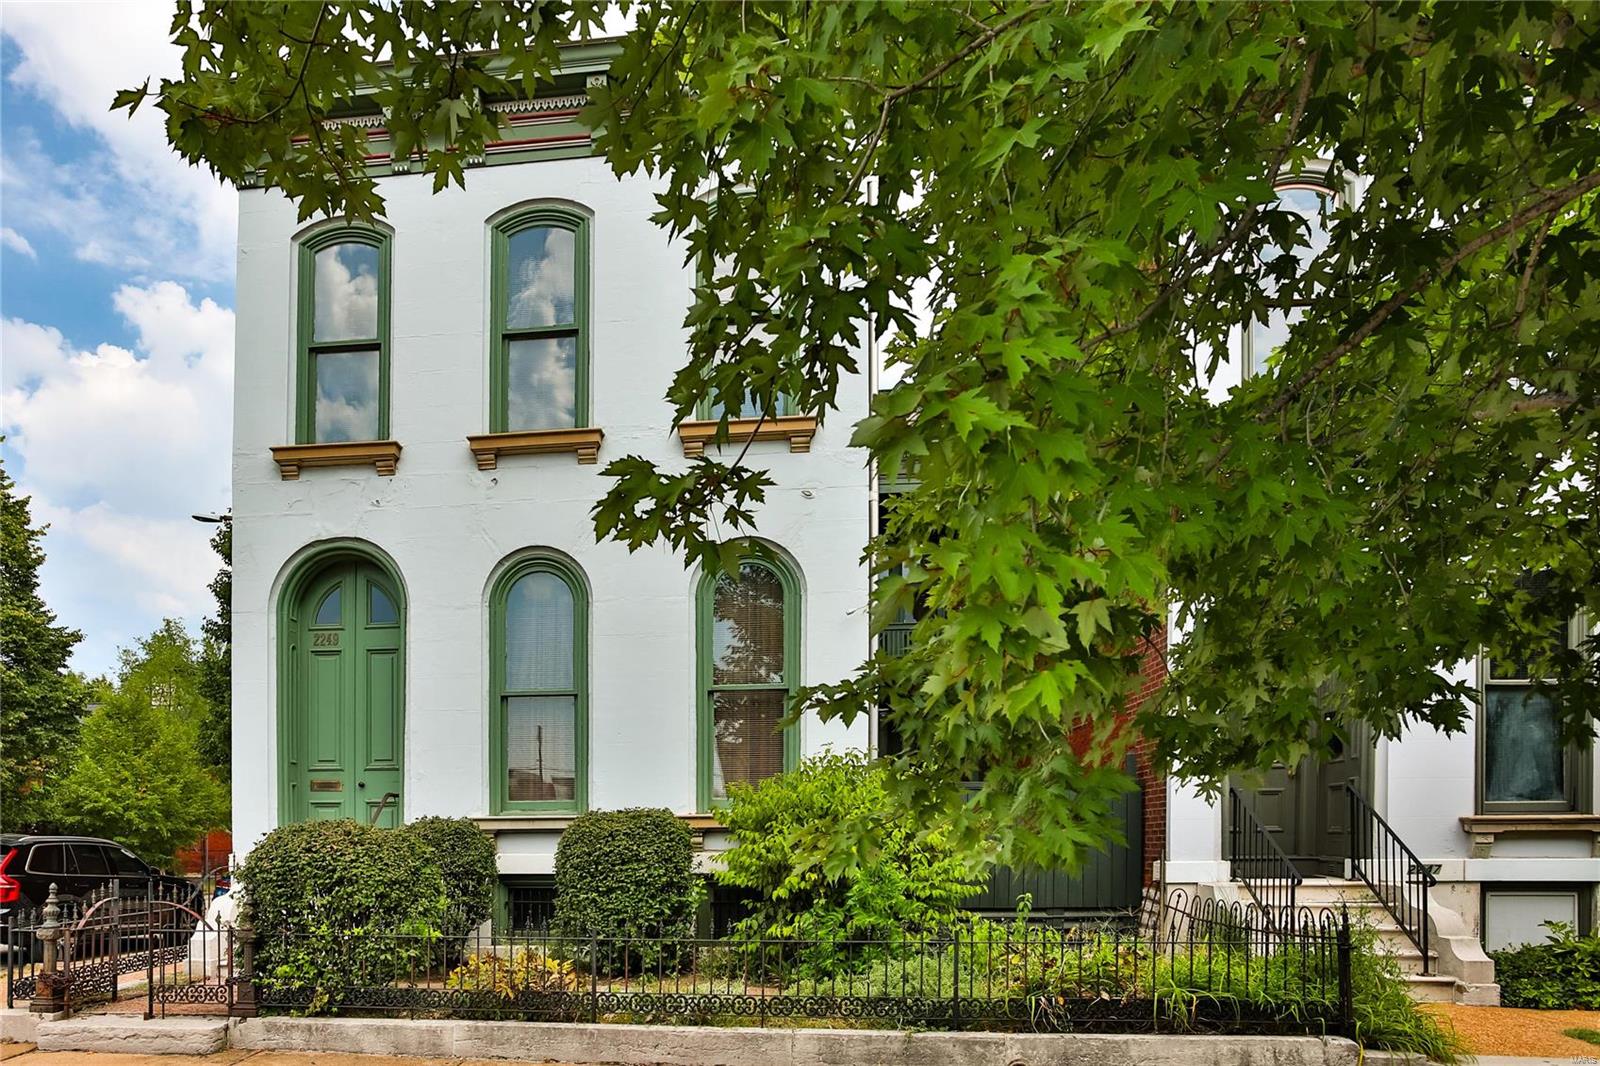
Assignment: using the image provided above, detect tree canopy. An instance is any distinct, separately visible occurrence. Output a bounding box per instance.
[0,459,86,831]
[130,2,1600,868]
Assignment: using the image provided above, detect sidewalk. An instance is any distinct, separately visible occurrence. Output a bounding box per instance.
[2,1050,613,1065]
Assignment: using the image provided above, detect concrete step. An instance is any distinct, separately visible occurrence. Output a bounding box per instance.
[1400,973,1465,1003]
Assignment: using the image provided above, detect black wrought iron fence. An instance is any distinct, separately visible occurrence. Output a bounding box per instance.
[249,906,1352,1035]
[4,879,210,1015]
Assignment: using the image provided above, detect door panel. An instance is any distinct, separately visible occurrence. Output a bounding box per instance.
[288,560,403,826]
[1232,722,1372,876]
[363,650,401,769]
[306,652,346,772]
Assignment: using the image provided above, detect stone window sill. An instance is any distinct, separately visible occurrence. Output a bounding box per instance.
[1459,813,1600,857]
[467,427,604,469]
[473,812,723,845]
[271,440,401,480]
[677,415,817,458]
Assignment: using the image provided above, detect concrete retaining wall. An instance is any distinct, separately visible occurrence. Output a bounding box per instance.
[232,1016,1362,1066]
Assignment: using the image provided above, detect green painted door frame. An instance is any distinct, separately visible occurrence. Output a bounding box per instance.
[277,546,406,827]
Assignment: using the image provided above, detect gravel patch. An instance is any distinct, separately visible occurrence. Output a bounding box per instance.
[1424,1002,1600,1058]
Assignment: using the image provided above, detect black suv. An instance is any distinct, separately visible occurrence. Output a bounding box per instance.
[0,834,200,917]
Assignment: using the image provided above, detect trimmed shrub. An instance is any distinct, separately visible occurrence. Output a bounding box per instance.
[403,816,498,932]
[716,751,982,975]
[239,819,449,1012]
[1493,921,1600,1009]
[553,808,697,967]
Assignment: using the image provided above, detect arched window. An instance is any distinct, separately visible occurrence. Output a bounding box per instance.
[296,226,391,443]
[697,554,800,808]
[491,555,588,813]
[490,205,590,432]
[1245,176,1338,377]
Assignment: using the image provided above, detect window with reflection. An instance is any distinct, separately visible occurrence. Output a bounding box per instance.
[1482,617,1577,812]
[698,556,799,807]
[491,207,589,432]
[492,556,587,812]
[1246,178,1336,377]
[297,229,389,443]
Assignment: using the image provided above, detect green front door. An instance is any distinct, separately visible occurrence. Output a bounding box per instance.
[286,560,404,827]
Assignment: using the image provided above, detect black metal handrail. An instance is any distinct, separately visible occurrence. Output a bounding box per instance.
[1227,787,1302,921]
[1347,781,1436,974]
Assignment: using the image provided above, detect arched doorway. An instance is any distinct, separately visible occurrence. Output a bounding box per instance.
[279,550,405,827]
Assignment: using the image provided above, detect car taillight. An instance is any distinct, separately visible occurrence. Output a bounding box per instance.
[0,850,19,905]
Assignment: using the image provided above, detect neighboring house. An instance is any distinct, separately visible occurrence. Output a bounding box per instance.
[229,39,1583,997]
[1160,170,1596,1004]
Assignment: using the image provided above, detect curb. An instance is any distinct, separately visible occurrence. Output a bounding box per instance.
[34,1015,231,1055]
[233,1016,1364,1066]
[21,1012,1367,1064]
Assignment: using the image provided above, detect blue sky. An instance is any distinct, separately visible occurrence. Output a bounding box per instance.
[2,2,235,677]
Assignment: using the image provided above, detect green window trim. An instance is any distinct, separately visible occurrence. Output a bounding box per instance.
[489,204,592,434]
[490,553,590,814]
[295,225,393,445]
[695,551,802,811]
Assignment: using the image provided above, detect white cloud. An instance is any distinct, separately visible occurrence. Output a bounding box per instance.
[1,1,237,282]
[3,280,232,673]
[1,227,37,258]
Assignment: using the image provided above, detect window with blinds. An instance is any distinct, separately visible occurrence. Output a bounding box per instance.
[701,559,797,806]
[494,559,586,812]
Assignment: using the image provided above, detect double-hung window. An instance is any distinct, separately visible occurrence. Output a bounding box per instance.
[490,207,589,433]
[297,229,390,443]
[697,556,800,807]
[492,556,588,813]
[1481,619,1579,812]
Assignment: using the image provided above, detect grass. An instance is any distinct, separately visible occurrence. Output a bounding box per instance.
[1564,1026,1600,1046]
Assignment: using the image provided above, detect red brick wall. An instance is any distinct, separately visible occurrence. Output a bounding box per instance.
[174,830,233,876]
[1128,627,1168,886]
[1060,627,1169,887]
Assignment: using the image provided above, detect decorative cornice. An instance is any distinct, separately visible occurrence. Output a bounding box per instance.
[677,415,818,458]
[467,427,604,468]
[488,93,589,116]
[271,440,402,479]
[322,113,387,130]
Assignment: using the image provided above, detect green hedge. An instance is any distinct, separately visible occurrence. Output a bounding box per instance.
[403,816,497,932]
[553,808,697,968]
[1493,922,1600,1009]
[240,819,449,1012]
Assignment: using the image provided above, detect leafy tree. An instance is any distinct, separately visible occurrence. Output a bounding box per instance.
[129,3,1600,868]
[51,686,228,865]
[116,618,210,723]
[0,458,86,830]
[197,521,231,781]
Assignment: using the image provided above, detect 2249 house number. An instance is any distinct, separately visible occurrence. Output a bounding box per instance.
[312,632,340,647]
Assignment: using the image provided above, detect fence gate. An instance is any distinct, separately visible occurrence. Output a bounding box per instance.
[2,879,243,1018]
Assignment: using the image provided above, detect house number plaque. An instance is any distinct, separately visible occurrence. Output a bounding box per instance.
[312,632,340,647]
[308,779,344,792]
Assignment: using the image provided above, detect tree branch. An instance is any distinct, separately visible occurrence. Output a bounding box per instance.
[1260,171,1600,421]
[845,5,1042,197]
[1084,50,1320,351]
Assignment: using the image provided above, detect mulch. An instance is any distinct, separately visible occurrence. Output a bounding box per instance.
[1424,1002,1600,1058]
